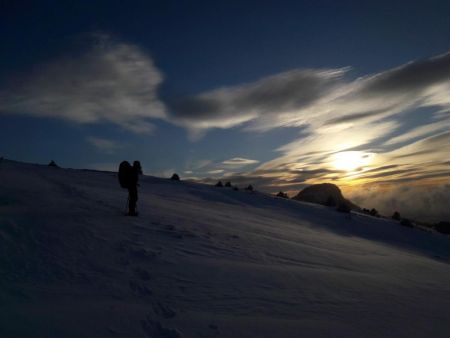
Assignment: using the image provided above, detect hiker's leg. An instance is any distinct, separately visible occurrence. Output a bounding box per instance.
[128,186,137,214]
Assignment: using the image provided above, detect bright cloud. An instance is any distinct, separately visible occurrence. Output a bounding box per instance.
[222,157,260,166]
[207,169,225,175]
[171,52,450,135]
[184,52,450,221]
[180,52,450,182]
[169,68,347,134]
[0,34,166,133]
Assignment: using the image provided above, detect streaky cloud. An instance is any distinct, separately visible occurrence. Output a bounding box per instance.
[169,68,347,132]
[86,136,125,154]
[359,51,450,95]
[222,157,260,166]
[0,34,166,133]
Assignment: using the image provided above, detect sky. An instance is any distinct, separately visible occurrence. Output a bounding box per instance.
[1,0,449,222]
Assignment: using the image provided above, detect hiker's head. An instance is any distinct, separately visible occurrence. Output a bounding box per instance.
[133,161,142,174]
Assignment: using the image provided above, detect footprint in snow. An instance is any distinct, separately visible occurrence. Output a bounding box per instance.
[134,267,151,281]
[165,224,176,231]
[153,301,176,319]
[130,248,157,261]
[141,317,183,338]
[129,280,152,297]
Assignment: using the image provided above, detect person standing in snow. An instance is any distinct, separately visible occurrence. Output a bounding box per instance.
[127,161,142,216]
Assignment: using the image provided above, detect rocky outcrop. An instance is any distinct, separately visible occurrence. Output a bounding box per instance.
[293,183,359,210]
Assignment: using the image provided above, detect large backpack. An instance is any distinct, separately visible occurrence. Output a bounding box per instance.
[118,161,132,188]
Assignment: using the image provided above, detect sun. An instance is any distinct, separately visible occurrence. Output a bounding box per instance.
[332,151,374,172]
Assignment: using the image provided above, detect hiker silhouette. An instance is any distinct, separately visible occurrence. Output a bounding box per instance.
[118,160,142,216]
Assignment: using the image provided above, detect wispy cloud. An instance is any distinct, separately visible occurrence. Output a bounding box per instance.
[182,52,450,221]
[384,119,450,146]
[207,169,225,175]
[169,52,450,135]
[86,136,125,153]
[168,68,347,134]
[0,33,166,133]
[184,156,260,178]
[222,157,260,166]
[180,52,450,201]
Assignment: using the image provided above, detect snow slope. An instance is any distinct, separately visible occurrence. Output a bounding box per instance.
[1,159,449,338]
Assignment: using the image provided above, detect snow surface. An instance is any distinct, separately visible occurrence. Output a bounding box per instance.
[1,159,450,338]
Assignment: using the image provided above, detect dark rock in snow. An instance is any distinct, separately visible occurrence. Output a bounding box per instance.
[245,184,254,191]
[435,221,450,234]
[392,211,401,220]
[369,208,380,217]
[48,160,59,167]
[276,191,289,198]
[400,219,413,228]
[293,183,359,211]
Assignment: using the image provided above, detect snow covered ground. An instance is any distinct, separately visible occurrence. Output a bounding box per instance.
[1,159,449,338]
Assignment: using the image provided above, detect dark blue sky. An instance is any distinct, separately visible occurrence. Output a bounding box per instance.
[1,0,449,190]
[3,1,450,86]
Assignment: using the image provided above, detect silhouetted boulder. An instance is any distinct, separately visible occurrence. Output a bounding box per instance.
[400,218,413,228]
[276,191,289,198]
[48,160,59,167]
[435,221,450,234]
[225,181,232,187]
[293,183,359,210]
[369,208,379,217]
[392,211,401,220]
[215,181,223,187]
[170,173,180,181]
[245,184,254,191]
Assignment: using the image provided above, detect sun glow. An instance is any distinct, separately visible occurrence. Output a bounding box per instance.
[332,151,374,172]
